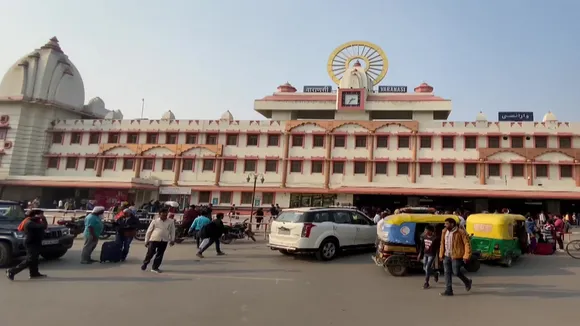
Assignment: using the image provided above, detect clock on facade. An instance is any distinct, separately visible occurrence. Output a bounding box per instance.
[341,91,360,107]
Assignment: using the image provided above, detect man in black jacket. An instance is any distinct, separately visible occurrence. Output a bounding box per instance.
[6,209,48,280]
[115,208,140,262]
[196,213,226,258]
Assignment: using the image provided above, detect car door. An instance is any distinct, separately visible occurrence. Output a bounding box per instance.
[331,210,357,247]
[351,211,376,246]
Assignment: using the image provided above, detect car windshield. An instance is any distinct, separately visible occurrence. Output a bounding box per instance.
[0,204,26,222]
[276,211,304,223]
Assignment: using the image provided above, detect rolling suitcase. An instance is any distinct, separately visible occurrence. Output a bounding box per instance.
[100,241,122,263]
[534,242,554,255]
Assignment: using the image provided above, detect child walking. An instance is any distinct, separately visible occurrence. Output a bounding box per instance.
[417,224,440,289]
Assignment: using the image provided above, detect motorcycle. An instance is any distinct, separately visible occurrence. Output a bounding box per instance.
[98,220,117,240]
[221,219,256,244]
[174,220,194,244]
[56,217,85,238]
[133,210,154,241]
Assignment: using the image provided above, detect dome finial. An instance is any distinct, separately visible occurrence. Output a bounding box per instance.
[41,36,63,53]
[353,60,362,67]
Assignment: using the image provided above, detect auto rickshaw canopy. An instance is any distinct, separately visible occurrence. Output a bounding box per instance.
[385,213,459,226]
[466,213,526,240]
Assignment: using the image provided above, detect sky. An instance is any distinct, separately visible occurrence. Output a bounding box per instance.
[1,0,579,122]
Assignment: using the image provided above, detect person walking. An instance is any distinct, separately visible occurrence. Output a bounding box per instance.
[81,206,105,264]
[115,208,140,262]
[196,213,226,258]
[417,224,440,289]
[6,209,48,280]
[188,207,211,248]
[141,208,175,273]
[254,208,265,230]
[439,218,473,296]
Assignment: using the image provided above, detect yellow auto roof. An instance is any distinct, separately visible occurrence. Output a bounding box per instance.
[385,214,459,225]
[466,213,526,224]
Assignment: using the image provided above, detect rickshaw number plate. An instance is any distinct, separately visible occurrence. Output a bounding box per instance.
[473,223,493,233]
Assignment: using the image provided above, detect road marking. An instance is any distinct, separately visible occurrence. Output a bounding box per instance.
[164,272,294,282]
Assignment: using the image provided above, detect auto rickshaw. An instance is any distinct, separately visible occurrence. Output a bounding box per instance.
[372,208,481,276]
[466,213,527,267]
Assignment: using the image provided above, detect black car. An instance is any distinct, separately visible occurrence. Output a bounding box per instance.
[0,200,75,267]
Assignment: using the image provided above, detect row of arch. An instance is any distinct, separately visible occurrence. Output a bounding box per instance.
[285,121,418,132]
[481,148,580,161]
[99,144,222,156]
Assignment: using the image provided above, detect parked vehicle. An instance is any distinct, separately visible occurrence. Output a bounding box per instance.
[268,207,376,261]
[221,219,256,244]
[56,217,85,238]
[133,210,153,242]
[466,213,527,267]
[0,200,74,267]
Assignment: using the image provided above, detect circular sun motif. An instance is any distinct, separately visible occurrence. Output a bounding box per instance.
[400,226,411,236]
[327,41,389,86]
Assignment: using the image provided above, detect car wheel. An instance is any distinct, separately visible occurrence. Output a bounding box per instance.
[0,242,12,267]
[315,238,338,261]
[40,250,68,261]
[279,250,294,256]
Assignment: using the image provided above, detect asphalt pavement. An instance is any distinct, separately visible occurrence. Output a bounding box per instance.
[1,238,580,326]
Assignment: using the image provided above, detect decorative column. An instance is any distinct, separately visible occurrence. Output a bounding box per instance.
[134,158,142,178]
[575,160,580,187]
[324,133,332,189]
[214,157,222,186]
[173,157,182,185]
[95,157,104,177]
[479,159,486,185]
[410,131,418,183]
[367,133,375,183]
[281,132,290,187]
[526,160,533,186]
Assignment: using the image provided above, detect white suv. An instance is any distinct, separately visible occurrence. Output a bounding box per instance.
[268,207,376,261]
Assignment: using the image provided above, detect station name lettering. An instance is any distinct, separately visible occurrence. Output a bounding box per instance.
[378,86,408,93]
[303,86,332,93]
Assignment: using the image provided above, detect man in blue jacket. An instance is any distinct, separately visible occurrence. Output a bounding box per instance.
[189,208,211,248]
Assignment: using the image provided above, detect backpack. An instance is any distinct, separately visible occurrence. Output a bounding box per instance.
[17,217,30,232]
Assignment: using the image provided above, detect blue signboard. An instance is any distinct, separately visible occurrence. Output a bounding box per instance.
[498,112,534,122]
[381,222,417,245]
[303,85,332,93]
[378,86,408,93]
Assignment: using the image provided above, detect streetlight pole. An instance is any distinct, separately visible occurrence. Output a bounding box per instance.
[246,172,265,231]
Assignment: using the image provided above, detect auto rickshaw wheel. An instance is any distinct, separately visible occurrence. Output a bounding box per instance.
[464,259,481,273]
[501,254,513,267]
[385,255,409,277]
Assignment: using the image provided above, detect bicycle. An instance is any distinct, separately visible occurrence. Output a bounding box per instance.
[566,239,580,259]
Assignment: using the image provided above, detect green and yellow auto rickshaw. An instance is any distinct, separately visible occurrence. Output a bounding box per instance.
[466,213,527,267]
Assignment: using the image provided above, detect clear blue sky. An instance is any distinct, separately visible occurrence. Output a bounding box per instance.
[1,0,579,121]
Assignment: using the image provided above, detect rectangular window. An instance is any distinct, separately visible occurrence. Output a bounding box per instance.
[334,135,346,147]
[560,165,573,178]
[219,192,232,204]
[165,133,178,144]
[88,133,100,145]
[312,135,325,148]
[332,161,344,174]
[442,136,455,149]
[354,161,366,174]
[376,136,388,148]
[487,136,500,148]
[488,163,501,177]
[182,159,194,171]
[464,136,477,149]
[265,160,277,172]
[534,136,547,148]
[123,158,135,170]
[142,159,154,170]
[442,163,454,176]
[375,162,387,174]
[419,162,432,175]
[397,162,409,175]
[262,192,275,205]
[223,159,236,171]
[535,164,548,178]
[311,161,323,173]
[290,160,302,173]
[52,132,64,144]
[84,158,96,170]
[104,158,116,170]
[107,133,120,144]
[202,159,215,171]
[70,132,82,144]
[511,136,524,148]
[65,157,77,169]
[0,129,6,140]
[146,133,158,144]
[355,136,367,148]
[241,192,253,205]
[47,157,59,168]
[420,136,432,149]
[267,134,279,146]
[398,136,409,148]
[127,133,139,144]
[162,159,174,171]
[185,133,197,144]
[246,134,259,146]
[226,134,238,146]
[198,191,211,203]
[559,136,572,149]
[292,135,304,147]
[205,134,218,145]
[512,164,524,177]
[244,160,257,172]
[465,163,477,176]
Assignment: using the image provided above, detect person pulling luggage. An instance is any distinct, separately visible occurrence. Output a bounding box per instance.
[81,206,105,264]
[115,208,140,261]
[196,213,226,258]
[6,209,48,280]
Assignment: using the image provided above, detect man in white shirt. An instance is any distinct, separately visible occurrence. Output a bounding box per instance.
[141,208,175,273]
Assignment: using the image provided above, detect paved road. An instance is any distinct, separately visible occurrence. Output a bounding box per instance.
[1,239,579,326]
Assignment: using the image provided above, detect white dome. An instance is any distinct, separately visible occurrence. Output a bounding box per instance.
[476,111,487,121]
[104,109,123,120]
[161,110,175,120]
[0,37,85,109]
[220,110,234,121]
[543,111,557,122]
[338,63,374,92]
